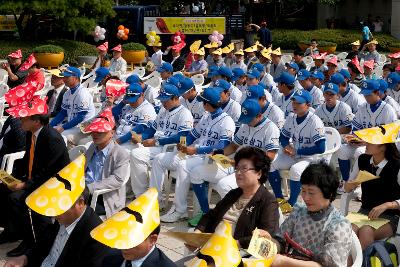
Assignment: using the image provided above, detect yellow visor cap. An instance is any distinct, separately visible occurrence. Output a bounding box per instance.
[26,154,86,217]
[354,122,400,144]
[90,188,160,249]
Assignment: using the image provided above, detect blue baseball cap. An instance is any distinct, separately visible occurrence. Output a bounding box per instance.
[232,68,245,81]
[329,73,345,85]
[207,66,220,78]
[94,67,110,82]
[157,62,173,73]
[165,76,180,87]
[359,79,380,96]
[339,69,351,80]
[274,72,295,85]
[252,63,265,73]
[157,84,180,101]
[323,82,339,94]
[247,69,261,79]
[291,89,312,104]
[214,79,231,91]
[296,69,311,81]
[177,77,195,95]
[196,87,221,105]
[246,85,265,99]
[61,66,81,78]
[286,62,299,72]
[238,99,261,124]
[310,71,324,81]
[387,72,400,89]
[378,79,388,92]
[218,66,233,78]
[173,73,185,82]
[125,74,142,85]
[125,83,143,103]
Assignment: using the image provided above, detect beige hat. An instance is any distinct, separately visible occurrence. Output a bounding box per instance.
[260,47,272,59]
[351,40,361,46]
[234,49,244,56]
[244,45,257,53]
[367,39,379,46]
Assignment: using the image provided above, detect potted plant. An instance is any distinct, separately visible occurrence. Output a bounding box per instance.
[122,43,147,65]
[33,45,65,68]
[318,41,337,54]
[388,42,400,53]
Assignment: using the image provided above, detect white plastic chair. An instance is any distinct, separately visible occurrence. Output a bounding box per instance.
[281,55,292,64]
[142,70,160,81]
[191,74,205,86]
[379,55,387,65]
[132,67,146,78]
[0,69,8,84]
[350,230,363,267]
[68,145,87,161]
[324,53,335,61]
[337,52,348,61]
[81,69,96,81]
[144,76,162,89]
[1,151,25,174]
[303,56,314,66]
[0,84,9,98]
[280,127,341,196]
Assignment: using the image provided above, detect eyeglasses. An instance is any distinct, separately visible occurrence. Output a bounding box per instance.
[234,167,255,174]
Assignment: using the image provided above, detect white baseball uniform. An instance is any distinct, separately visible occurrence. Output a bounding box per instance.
[307,86,324,109]
[272,112,326,181]
[387,89,400,104]
[261,102,285,129]
[340,87,366,114]
[151,111,235,212]
[260,73,276,88]
[275,91,295,117]
[60,85,95,145]
[267,85,282,104]
[229,84,243,103]
[180,96,205,125]
[222,98,241,126]
[129,105,193,197]
[383,95,400,118]
[315,101,353,130]
[338,101,397,161]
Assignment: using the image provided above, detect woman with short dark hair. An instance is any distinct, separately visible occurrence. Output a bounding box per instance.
[194,146,280,249]
[260,162,352,267]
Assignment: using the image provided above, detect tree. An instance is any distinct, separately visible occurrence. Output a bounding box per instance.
[0,0,115,40]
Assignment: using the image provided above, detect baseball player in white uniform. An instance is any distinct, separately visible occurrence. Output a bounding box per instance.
[50,66,95,146]
[337,79,397,182]
[129,83,193,197]
[386,72,400,103]
[156,88,235,223]
[315,82,353,134]
[243,69,273,103]
[113,83,157,150]
[296,69,324,109]
[378,79,400,118]
[253,63,276,88]
[212,66,242,102]
[274,72,297,117]
[269,89,326,213]
[330,73,365,114]
[125,74,161,111]
[339,69,361,93]
[232,68,247,96]
[245,84,285,129]
[215,79,241,128]
[178,77,205,125]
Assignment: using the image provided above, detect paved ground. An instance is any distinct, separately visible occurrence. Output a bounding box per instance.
[0,190,361,266]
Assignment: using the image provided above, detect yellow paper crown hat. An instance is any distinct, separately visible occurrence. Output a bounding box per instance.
[190,40,202,53]
[204,42,219,49]
[254,40,264,48]
[221,43,234,54]
[188,221,241,267]
[271,47,282,56]
[90,188,160,249]
[194,47,205,56]
[354,122,400,145]
[351,40,361,46]
[26,154,86,217]
[244,45,257,53]
[234,49,244,56]
[367,39,379,45]
[212,48,223,55]
[261,47,272,59]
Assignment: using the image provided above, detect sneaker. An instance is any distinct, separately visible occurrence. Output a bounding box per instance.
[277,198,293,214]
[160,208,188,223]
[188,212,204,227]
[337,181,345,195]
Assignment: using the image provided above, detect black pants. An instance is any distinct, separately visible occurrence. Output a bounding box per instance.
[0,184,51,244]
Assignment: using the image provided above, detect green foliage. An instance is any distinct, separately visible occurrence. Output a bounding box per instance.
[389,42,400,48]
[33,45,64,53]
[0,39,97,65]
[122,42,146,51]
[0,0,115,37]
[299,40,337,46]
[272,29,399,51]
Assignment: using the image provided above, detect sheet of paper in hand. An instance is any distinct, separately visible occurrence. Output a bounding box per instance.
[131,131,142,143]
[0,170,22,186]
[247,228,278,260]
[349,170,379,184]
[178,136,187,159]
[210,154,233,169]
[346,212,390,229]
[163,231,212,248]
